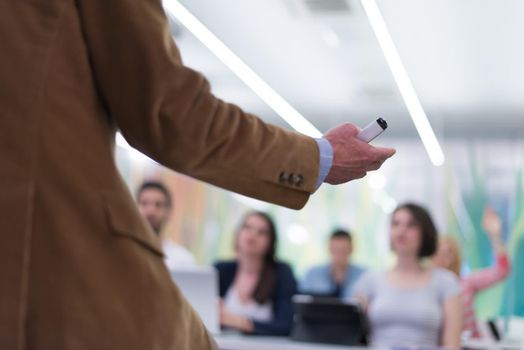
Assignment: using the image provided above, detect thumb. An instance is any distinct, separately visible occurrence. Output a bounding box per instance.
[375,147,396,159]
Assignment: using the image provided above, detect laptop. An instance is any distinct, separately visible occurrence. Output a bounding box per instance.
[290,295,369,346]
[170,267,220,334]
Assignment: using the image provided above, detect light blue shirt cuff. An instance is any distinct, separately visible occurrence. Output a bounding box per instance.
[314,138,333,190]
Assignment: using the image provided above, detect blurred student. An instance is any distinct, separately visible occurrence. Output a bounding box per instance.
[432,207,511,339]
[137,181,196,268]
[214,212,296,336]
[300,229,366,298]
[354,203,462,349]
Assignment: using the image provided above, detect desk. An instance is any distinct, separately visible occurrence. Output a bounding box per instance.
[462,339,522,350]
[216,334,524,350]
[215,334,376,350]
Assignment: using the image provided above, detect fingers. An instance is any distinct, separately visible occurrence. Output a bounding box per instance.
[324,167,368,184]
[367,160,383,171]
[364,147,395,171]
[354,171,367,180]
[374,146,396,159]
[323,123,395,185]
[343,123,360,137]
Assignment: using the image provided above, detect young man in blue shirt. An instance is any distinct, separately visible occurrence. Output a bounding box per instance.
[301,229,366,299]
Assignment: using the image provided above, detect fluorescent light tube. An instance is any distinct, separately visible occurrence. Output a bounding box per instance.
[163,0,322,138]
[361,0,445,166]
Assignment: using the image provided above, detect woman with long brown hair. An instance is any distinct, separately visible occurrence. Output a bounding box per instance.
[214,211,297,336]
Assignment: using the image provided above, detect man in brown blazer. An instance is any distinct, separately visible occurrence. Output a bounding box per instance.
[0,0,395,349]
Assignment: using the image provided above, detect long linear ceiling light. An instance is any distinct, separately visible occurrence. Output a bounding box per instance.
[361,0,445,166]
[162,0,322,138]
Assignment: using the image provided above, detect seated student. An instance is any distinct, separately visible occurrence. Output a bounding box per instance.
[354,203,462,350]
[300,229,366,298]
[432,207,511,339]
[136,181,196,268]
[214,211,297,336]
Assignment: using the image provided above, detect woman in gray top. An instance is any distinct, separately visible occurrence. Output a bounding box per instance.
[354,203,462,349]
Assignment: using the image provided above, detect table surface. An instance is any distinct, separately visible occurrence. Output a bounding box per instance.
[462,339,522,350]
[215,334,524,350]
[215,334,377,350]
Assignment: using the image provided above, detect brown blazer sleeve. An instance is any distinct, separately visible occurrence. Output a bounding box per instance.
[74,0,320,210]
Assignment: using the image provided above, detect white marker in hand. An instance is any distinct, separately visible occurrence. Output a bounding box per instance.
[357,118,388,143]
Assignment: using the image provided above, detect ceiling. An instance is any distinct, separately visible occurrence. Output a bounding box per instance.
[170,0,524,139]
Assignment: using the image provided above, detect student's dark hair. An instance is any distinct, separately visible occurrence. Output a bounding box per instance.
[330,228,352,243]
[136,181,172,208]
[393,203,437,258]
[236,211,277,304]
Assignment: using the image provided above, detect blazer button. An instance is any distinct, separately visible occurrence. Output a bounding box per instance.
[279,172,290,184]
[292,174,304,187]
[287,173,295,186]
